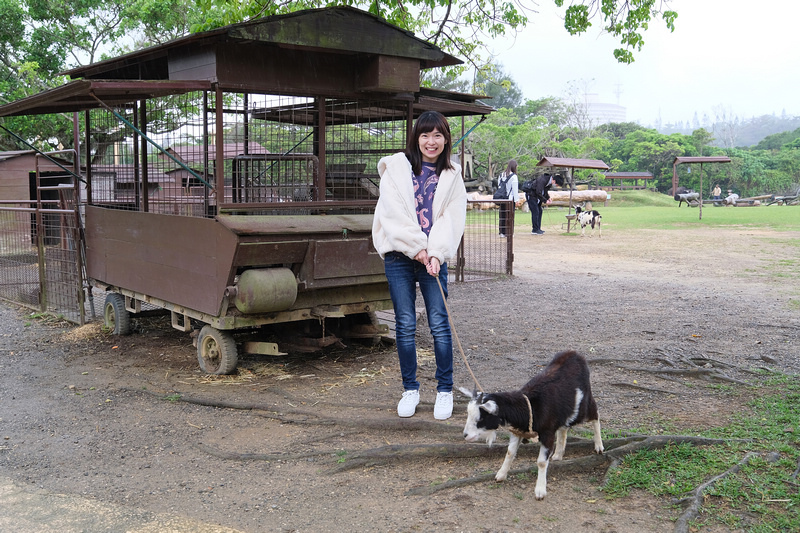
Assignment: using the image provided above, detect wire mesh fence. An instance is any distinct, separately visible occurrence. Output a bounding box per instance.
[0,205,40,307]
[86,91,407,217]
[0,202,85,323]
[458,200,514,281]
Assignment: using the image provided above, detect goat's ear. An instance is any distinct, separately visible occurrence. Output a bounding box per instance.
[480,400,499,415]
[457,386,476,399]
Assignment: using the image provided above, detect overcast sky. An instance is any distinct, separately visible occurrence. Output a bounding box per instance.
[488,1,798,127]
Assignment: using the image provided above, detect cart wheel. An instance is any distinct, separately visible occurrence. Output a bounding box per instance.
[197,325,238,375]
[103,293,131,335]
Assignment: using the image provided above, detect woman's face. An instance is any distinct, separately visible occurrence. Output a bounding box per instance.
[418,127,446,163]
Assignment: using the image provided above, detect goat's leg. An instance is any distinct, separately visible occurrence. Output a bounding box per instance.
[591,419,604,453]
[551,427,568,461]
[495,434,521,482]
[534,444,551,500]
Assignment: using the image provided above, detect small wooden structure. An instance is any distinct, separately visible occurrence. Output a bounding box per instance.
[672,156,732,220]
[0,150,78,203]
[535,157,610,229]
[603,171,652,190]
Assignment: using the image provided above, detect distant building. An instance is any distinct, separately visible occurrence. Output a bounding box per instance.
[583,93,627,125]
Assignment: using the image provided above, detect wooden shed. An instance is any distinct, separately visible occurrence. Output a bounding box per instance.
[0,150,78,204]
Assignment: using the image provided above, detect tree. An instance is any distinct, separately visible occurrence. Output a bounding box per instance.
[711,105,740,149]
[602,129,695,191]
[473,63,523,110]
[689,128,714,156]
[0,0,201,151]
[515,97,568,127]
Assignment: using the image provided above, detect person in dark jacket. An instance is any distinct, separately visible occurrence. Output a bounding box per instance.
[526,173,564,234]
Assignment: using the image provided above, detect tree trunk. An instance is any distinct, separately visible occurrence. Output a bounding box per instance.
[548,190,608,207]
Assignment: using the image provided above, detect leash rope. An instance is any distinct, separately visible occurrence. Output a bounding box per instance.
[509,392,536,440]
[435,276,483,393]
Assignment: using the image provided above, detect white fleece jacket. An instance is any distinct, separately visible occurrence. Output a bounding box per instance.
[372,152,467,264]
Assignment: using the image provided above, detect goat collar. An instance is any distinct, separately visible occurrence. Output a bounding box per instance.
[509,392,538,441]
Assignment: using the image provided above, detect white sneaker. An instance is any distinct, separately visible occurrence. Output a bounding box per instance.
[433,391,453,420]
[397,390,420,418]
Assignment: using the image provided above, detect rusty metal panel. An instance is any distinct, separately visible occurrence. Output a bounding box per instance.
[233,241,309,267]
[312,239,384,280]
[84,206,238,315]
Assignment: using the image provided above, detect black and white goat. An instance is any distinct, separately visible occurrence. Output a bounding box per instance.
[574,206,602,238]
[459,350,604,500]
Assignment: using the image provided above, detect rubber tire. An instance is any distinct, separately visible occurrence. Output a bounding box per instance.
[196,325,238,375]
[103,293,131,335]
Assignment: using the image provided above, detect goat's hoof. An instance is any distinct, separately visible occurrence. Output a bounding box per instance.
[534,490,546,500]
[495,474,507,482]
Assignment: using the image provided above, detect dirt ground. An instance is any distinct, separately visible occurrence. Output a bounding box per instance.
[1,220,798,533]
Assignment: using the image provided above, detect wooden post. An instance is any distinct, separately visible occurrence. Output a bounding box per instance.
[699,163,704,220]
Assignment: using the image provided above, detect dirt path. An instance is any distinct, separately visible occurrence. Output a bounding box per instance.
[1,223,798,532]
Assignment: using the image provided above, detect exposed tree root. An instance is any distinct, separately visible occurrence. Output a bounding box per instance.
[591,348,777,388]
[672,451,780,533]
[194,442,327,462]
[404,435,739,496]
[610,382,677,394]
[126,386,461,432]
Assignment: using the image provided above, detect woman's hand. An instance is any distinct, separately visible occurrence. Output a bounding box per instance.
[414,250,429,266]
[426,256,440,277]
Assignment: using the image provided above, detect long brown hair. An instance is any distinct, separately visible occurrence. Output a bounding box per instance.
[406,110,454,176]
[505,160,517,176]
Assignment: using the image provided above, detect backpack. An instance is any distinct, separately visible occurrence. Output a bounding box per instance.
[493,173,512,201]
[521,178,535,194]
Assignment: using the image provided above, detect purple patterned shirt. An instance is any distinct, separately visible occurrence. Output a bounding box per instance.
[413,162,439,236]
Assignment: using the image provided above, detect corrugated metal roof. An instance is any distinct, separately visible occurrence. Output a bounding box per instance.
[0,80,212,117]
[537,157,609,170]
[0,150,35,161]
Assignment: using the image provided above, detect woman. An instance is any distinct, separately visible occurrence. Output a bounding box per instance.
[372,110,467,420]
[497,160,519,237]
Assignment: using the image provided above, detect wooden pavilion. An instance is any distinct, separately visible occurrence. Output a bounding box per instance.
[603,171,653,190]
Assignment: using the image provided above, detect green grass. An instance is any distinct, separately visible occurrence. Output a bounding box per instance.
[602,374,800,532]
[508,190,800,233]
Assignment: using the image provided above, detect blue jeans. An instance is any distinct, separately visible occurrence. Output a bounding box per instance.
[383,252,453,393]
